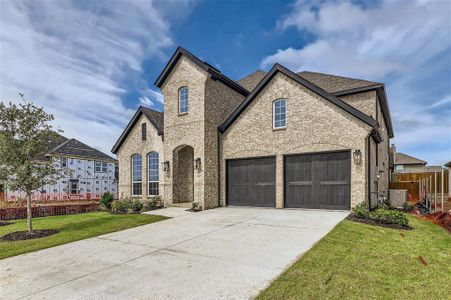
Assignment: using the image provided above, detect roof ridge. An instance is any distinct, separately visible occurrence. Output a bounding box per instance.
[298,70,381,84]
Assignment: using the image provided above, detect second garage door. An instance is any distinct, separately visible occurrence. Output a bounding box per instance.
[227,157,276,207]
[285,151,351,210]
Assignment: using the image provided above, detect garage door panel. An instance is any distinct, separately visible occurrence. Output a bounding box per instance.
[227,157,275,207]
[285,151,350,210]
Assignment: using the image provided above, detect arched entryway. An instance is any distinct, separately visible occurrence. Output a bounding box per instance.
[173,145,194,203]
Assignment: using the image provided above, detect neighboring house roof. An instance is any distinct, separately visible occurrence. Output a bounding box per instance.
[155,47,249,97]
[394,152,427,165]
[235,69,394,138]
[445,161,451,168]
[36,132,69,161]
[111,106,164,154]
[49,138,117,162]
[220,63,382,142]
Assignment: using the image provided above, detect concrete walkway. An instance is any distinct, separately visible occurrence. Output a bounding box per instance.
[1,207,348,300]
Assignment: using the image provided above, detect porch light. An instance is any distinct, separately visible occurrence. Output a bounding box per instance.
[195,158,202,170]
[163,161,170,172]
[353,149,362,165]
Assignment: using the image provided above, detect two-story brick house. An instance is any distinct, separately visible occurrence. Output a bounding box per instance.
[112,47,393,210]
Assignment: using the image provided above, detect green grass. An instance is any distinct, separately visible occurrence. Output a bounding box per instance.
[258,216,451,300]
[0,212,168,259]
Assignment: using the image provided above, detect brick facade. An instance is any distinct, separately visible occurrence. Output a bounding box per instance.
[220,73,372,208]
[114,48,391,210]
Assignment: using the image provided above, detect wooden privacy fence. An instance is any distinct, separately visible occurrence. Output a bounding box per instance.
[0,203,99,220]
[390,171,449,199]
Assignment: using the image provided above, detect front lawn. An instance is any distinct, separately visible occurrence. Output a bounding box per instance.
[0,212,168,259]
[258,216,451,300]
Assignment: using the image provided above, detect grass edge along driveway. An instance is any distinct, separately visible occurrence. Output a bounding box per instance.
[257,215,451,300]
[0,212,168,259]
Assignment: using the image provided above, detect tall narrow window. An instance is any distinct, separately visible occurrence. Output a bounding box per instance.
[131,154,142,196]
[141,123,147,141]
[273,99,287,129]
[179,87,189,114]
[148,152,159,195]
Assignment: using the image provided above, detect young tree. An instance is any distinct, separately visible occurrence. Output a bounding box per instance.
[0,100,68,234]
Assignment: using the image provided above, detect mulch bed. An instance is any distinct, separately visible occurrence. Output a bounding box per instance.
[0,221,12,227]
[423,211,451,233]
[1,229,59,241]
[347,215,413,230]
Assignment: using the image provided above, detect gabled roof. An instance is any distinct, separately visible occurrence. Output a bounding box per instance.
[444,161,451,168]
[220,63,381,142]
[235,69,394,138]
[395,152,427,166]
[36,132,69,161]
[49,138,116,162]
[155,47,249,97]
[111,106,164,154]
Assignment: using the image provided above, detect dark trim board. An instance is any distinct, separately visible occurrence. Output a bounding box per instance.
[226,156,276,207]
[155,47,249,97]
[219,64,380,136]
[283,150,351,210]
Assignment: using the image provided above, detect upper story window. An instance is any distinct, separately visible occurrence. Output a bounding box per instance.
[61,157,67,168]
[131,154,142,196]
[179,87,189,114]
[273,99,287,129]
[141,123,147,141]
[148,152,159,196]
[95,161,108,173]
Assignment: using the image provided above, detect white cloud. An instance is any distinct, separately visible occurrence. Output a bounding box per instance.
[0,0,190,155]
[263,0,451,165]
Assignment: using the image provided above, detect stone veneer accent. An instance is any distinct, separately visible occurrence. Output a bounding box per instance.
[220,72,374,208]
[116,114,165,200]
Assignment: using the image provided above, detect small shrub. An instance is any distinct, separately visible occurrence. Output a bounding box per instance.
[131,199,144,212]
[143,196,163,211]
[111,200,129,214]
[403,202,414,212]
[100,192,114,209]
[352,203,370,219]
[371,208,409,226]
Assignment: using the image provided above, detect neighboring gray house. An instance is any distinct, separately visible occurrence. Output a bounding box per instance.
[4,134,118,202]
[112,47,393,210]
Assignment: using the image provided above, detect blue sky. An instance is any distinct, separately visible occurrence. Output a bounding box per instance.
[1,0,450,165]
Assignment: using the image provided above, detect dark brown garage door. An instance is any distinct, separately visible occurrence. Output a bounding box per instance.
[227,157,276,207]
[285,151,350,210]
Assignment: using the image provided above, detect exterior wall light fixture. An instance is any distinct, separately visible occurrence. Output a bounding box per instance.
[163,161,170,172]
[195,158,202,170]
[353,149,362,165]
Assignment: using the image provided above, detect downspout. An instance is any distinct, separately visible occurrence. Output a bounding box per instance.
[367,136,371,209]
[217,130,221,208]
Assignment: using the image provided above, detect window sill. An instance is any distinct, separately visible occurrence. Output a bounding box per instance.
[178,112,189,116]
[272,127,287,132]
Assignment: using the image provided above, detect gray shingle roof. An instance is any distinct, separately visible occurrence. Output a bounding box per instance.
[49,138,116,162]
[394,152,427,165]
[111,106,164,154]
[141,107,164,134]
[236,70,380,94]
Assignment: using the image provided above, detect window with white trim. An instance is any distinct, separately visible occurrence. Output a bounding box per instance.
[95,161,108,173]
[131,154,142,196]
[148,152,159,195]
[273,99,287,129]
[179,87,189,114]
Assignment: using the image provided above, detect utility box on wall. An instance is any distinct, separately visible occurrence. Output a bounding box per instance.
[389,189,408,208]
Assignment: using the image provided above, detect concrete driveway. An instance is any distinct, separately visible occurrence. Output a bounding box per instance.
[1,207,348,300]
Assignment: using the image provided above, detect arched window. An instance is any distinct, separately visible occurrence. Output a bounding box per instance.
[179,87,189,114]
[131,154,142,196]
[148,152,159,195]
[273,99,287,129]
